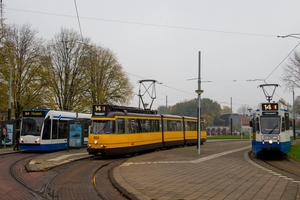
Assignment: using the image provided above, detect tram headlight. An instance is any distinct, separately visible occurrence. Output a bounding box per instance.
[94,140,98,145]
[269,140,273,144]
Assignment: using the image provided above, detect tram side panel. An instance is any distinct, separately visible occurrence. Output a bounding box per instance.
[161,116,185,148]
[88,116,163,156]
[20,110,91,151]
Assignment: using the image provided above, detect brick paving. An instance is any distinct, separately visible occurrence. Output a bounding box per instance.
[112,140,300,200]
[1,140,300,199]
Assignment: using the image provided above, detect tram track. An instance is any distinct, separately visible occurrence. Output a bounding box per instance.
[247,151,300,183]
[92,159,127,200]
[10,154,47,199]
[3,150,129,199]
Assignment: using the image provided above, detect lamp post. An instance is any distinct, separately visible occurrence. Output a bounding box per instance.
[278,33,300,140]
[248,108,252,142]
[196,89,204,155]
[8,66,12,120]
[196,51,203,155]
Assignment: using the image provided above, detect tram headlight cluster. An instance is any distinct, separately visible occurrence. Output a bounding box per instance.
[94,140,98,145]
[269,140,273,144]
[261,135,280,145]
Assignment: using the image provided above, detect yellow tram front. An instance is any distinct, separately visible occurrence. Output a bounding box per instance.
[87,104,162,156]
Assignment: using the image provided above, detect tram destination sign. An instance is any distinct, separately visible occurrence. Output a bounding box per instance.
[92,105,108,116]
[261,103,278,111]
[23,111,46,117]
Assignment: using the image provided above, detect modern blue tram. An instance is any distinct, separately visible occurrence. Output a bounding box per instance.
[19,110,91,151]
[250,102,293,157]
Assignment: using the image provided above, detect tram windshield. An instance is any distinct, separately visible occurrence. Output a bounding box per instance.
[21,117,44,136]
[91,120,115,134]
[260,117,280,134]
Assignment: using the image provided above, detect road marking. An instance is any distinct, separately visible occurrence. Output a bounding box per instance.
[47,153,87,161]
[244,151,300,184]
[121,146,251,166]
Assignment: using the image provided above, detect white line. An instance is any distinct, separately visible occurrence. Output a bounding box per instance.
[121,146,251,166]
[244,151,300,184]
[47,153,87,161]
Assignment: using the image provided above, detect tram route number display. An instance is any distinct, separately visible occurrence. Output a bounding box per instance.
[262,103,278,111]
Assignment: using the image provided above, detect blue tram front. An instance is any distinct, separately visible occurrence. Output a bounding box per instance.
[251,102,292,156]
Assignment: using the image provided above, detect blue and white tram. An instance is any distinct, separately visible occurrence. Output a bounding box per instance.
[250,102,293,157]
[19,110,91,151]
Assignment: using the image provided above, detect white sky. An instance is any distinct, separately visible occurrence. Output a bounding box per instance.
[3,0,300,112]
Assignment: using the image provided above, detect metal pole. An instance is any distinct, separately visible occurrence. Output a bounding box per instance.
[197,51,201,155]
[166,95,167,114]
[230,97,232,135]
[8,66,12,120]
[293,90,296,140]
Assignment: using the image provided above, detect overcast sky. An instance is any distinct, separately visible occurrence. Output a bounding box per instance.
[3,0,300,112]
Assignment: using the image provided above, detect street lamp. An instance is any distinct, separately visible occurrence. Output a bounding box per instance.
[277,34,300,40]
[277,33,300,140]
[195,89,204,155]
[248,108,252,142]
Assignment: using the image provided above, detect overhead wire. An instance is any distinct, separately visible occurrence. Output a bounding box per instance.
[73,0,84,41]
[6,7,276,38]
[7,6,296,108]
[264,42,300,80]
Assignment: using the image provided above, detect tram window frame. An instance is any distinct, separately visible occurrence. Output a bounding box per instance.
[255,117,260,132]
[166,120,182,131]
[117,118,125,133]
[284,113,290,131]
[200,121,205,131]
[282,117,286,132]
[154,120,160,132]
[58,121,68,139]
[52,120,58,139]
[42,118,51,140]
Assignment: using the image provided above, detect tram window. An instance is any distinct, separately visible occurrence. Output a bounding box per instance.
[186,121,196,131]
[42,119,51,140]
[142,119,149,132]
[255,118,260,132]
[102,121,115,134]
[127,119,137,133]
[52,120,58,139]
[200,121,205,131]
[186,122,191,131]
[281,117,285,132]
[147,120,153,132]
[117,119,125,133]
[149,119,160,132]
[58,121,68,139]
[166,120,182,131]
[284,114,290,131]
[261,117,280,134]
[22,118,43,136]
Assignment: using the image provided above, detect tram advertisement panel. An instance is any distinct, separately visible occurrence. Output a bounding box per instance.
[68,124,83,147]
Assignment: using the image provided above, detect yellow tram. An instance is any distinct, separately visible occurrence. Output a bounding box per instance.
[87,104,207,156]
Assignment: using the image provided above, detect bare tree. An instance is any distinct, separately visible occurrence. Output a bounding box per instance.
[282,50,300,90]
[42,28,134,112]
[42,28,90,111]
[84,44,134,106]
[237,104,251,115]
[0,23,45,119]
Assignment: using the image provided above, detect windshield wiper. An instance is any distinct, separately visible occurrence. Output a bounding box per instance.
[269,124,278,134]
